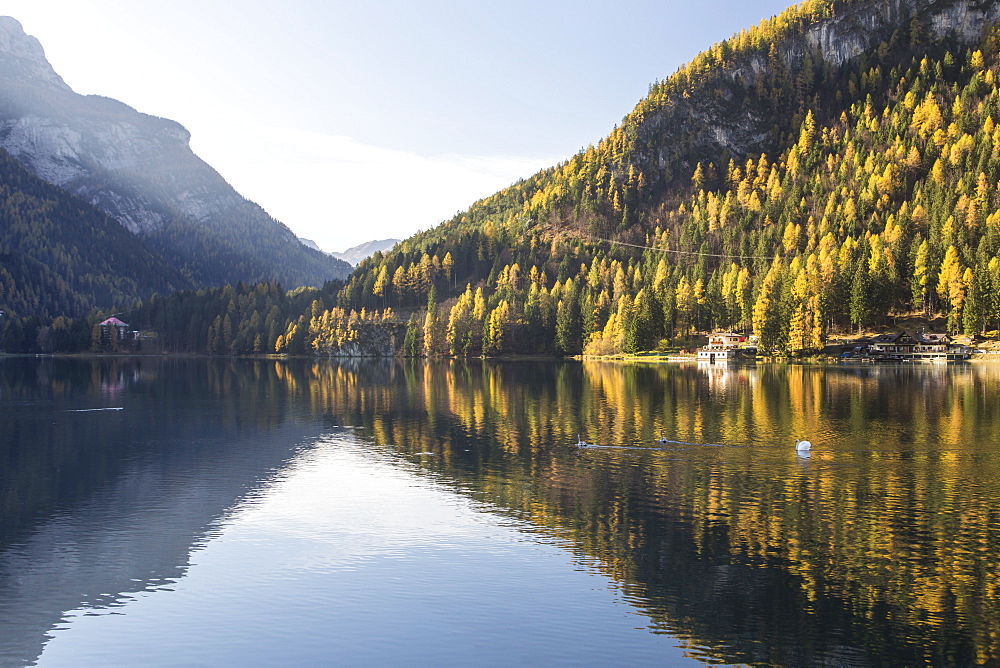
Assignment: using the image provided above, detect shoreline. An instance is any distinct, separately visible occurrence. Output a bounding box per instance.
[6,350,1000,364]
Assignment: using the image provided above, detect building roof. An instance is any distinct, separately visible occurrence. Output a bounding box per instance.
[99,317,129,327]
[871,328,951,345]
[918,332,950,344]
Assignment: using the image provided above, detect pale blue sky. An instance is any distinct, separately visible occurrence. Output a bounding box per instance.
[5,1,793,251]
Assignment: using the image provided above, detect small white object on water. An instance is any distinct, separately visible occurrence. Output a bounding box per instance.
[658,431,668,444]
[795,438,812,451]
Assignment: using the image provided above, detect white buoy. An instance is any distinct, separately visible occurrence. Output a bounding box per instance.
[795,438,812,451]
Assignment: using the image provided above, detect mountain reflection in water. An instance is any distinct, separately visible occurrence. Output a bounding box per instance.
[1,357,998,665]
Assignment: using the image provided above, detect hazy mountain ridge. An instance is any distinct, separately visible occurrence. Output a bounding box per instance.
[0,17,70,91]
[331,238,400,266]
[0,16,351,289]
[297,237,399,266]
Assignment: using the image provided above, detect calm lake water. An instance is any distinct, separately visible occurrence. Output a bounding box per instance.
[1,357,999,666]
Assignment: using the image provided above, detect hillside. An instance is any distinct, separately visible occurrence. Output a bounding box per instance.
[334,0,1000,356]
[0,16,351,290]
[0,147,191,320]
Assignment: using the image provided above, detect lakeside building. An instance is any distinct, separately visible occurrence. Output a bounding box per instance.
[98,317,137,346]
[697,332,755,363]
[866,330,971,361]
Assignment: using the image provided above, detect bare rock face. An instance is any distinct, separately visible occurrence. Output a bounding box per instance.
[319,324,407,357]
[795,0,1000,67]
[0,115,86,187]
[0,17,70,91]
[0,18,196,235]
[0,16,350,286]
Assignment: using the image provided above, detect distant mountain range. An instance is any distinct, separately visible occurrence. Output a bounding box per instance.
[331,239,400,266]
[0,16,350,318]
[299,237,399,266]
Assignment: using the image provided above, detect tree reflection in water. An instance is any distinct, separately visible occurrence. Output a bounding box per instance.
[289,359,1000,666]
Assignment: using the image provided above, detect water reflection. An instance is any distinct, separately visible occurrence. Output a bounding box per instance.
[38,438,688,666]
[0,357,322,664]
[2,358,999,665]
[291,359,1000,665]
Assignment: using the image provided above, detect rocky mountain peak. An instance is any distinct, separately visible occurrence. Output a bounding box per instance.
[0,16,71,91]
[0,15,351,287]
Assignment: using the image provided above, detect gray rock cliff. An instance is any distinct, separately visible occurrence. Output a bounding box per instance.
[634,0,1000,181]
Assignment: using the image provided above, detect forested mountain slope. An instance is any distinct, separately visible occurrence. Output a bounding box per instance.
[0,16,351,290]
[0,147,190,319]
[336,0,1000,356]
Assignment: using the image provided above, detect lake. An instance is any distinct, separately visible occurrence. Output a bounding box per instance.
[1,356,998,665]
